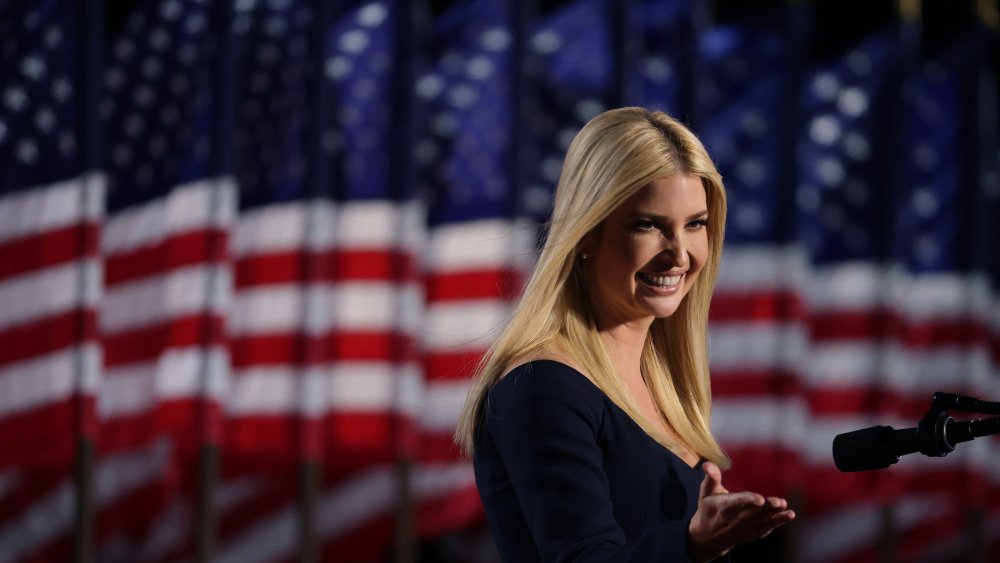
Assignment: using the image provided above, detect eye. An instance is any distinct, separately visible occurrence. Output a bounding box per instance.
[633,219,657,232]
[686,218,708,231]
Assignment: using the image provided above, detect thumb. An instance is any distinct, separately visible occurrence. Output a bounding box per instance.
[699,462,726,498]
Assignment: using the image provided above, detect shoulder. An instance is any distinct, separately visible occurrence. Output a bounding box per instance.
[486,360,606,420]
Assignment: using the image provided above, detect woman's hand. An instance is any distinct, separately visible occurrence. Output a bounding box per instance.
[687,462,795,562]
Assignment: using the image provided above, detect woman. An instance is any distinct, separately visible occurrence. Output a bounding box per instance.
[455,107,795,562]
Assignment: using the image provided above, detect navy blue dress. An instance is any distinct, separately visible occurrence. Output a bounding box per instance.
[474,360,718,563]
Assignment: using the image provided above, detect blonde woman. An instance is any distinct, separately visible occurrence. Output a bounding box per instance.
[455,107,795,562]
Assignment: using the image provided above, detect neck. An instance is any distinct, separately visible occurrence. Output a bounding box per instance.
[598,317,653,387]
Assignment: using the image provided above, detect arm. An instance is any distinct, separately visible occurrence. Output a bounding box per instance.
[484,367,692,563]
[484,366,794,562]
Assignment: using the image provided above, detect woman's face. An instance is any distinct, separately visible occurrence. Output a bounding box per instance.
[583,174,710,328]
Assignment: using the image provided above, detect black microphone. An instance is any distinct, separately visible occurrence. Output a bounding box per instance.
[833,417,1000,472]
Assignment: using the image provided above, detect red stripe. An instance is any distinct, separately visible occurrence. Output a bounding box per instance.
[0,309,97,366]
[0,223,99,281]
[104,228,227,286]
[320,510,394,563]
[103,314,225,366]
[711,369,802,397]
[0,397,94,468]
[417,432,465,463]
[425,268,522,302]
[423,350,485,380]
[415,483,484,539]
[216,476,296,542]
[230,332,415,366]
[234,249,417,287]
[710,291,803,322]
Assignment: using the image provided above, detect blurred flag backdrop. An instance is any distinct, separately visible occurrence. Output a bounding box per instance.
[1,0,999,562]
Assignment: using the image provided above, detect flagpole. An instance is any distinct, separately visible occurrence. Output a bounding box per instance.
[390,1,417,561]
[297,2,334,561]
[74,0,103,560]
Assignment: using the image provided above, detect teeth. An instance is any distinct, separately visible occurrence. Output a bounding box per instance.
[639,273,682,287]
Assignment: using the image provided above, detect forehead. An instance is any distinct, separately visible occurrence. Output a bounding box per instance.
[616,174,707,214]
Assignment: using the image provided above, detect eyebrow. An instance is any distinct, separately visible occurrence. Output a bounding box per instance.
[628,210,709,221]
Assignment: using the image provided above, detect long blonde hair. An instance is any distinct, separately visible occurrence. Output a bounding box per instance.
[454,107,730,468]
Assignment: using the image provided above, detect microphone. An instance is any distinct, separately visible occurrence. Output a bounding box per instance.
[833,416,1000,472]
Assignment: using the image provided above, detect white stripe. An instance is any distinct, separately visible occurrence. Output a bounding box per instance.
[215,476,270,512]
[718,246,1000,328]
[0,478,74,563]
[100,265,230,333]
[798,495,948,562]
[422,299,511,350]
[0,440,169,563]
[0,259,100,331]
[229,281,421,336]
[425,218,536,273]
[0,345,100,416]
[0,472,21,503]
[708,322,808,372]
[0,172,105,242]
[420,379,471,433]
[327,362,424,415]
[227,362,424,417]
[232,200,426,256]
[99,347,229,419]
[800,341,996,393]
[717,244,808,293]
[215,462,475,563]
[133,498,189,562]
[712,398,807,449]
[102,177,236,254]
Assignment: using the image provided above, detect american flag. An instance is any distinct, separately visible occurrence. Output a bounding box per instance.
[2,1,1000,562]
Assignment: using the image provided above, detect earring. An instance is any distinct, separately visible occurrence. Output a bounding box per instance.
[581,252,590,260]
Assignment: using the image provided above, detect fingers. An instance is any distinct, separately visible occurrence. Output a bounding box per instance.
[699,462,726,499]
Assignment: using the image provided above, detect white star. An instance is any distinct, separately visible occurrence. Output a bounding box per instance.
[160,1,183,21]
[447,84,477,108]
[44,27,63,49]
[811,72,839,102]
[911,188,938,218]
[35,108,56,133]
[105,68,125,91]
[481,27,511,52]
[574,98,603,122]
[58,131,76,155]
[817,157,845,186]
[466,56,496,81]
[358,3,388,27]
[149,29,171,51]
[4,87,27,112]
[325,56,352,80]
[809,115,841,146]
[847,51,872,75]
[264,16,287,37]
[532,29,562,54]
[17,140,38,163]
[115,39,135,61]
[415,74,444,99]
[21,56,46,81]
[642,57,672,83]
[53,77,72,102]
[837,87,868,117]
[339,30,370,54]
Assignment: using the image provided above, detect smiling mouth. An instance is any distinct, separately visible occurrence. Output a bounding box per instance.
[636,272,682,288]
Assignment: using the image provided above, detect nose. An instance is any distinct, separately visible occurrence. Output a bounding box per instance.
[658,231,690,268]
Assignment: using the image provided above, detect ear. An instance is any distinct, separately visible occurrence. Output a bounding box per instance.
[577,229,598,260]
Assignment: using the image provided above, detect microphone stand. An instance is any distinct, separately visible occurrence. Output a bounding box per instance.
[914,392,1000,459]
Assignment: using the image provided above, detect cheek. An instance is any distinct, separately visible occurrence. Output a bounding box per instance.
[690,234,710,273]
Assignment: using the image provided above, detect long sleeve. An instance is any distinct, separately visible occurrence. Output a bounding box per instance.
[475,362,697,563]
